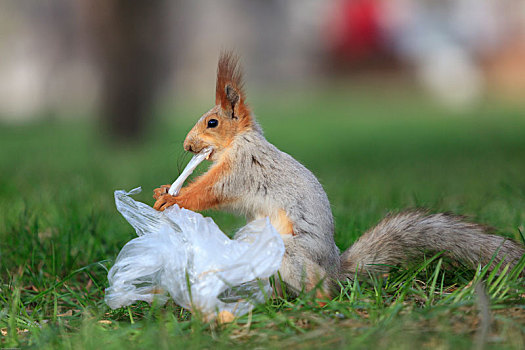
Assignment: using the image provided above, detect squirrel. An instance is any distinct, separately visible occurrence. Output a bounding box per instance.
[153,52,524,298]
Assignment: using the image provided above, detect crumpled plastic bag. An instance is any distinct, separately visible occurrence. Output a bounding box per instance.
[105,149,285,319]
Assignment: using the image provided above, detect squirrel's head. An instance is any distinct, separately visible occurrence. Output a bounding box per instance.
[183,52,254,161]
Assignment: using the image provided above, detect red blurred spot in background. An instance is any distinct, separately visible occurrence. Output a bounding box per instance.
[327,0,384,63]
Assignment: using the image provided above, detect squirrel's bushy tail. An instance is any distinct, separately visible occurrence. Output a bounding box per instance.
[340,211,525,280]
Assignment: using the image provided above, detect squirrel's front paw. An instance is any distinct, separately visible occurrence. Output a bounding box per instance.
[153,184,171,200]
[153,194,178,211]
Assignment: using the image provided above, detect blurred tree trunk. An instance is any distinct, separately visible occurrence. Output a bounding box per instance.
[83,0,171,142]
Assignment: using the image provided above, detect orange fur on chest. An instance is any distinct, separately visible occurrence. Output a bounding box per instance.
[175,155,231,211]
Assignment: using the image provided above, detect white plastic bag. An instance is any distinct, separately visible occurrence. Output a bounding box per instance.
[105,149,285,319]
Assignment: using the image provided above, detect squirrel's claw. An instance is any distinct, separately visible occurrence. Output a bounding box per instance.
[153,194,177,211]
[153,184,171,200]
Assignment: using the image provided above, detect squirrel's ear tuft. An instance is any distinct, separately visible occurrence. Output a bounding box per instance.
[216,51,247,118]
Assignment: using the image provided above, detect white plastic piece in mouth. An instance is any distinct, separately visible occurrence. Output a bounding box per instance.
[168,147,213,196]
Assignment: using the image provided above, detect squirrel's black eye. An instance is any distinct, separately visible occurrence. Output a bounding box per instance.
[207,119,219,128]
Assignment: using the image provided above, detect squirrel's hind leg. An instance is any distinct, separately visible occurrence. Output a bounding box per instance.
[276,241,334,301]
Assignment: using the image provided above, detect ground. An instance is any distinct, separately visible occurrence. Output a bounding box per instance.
[1,83,524,349]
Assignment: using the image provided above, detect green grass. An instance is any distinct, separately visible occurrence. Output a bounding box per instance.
[1,85,525,349]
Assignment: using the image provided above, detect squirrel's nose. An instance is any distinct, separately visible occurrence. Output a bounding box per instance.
[183,139,193,153]
[184,140,200,154]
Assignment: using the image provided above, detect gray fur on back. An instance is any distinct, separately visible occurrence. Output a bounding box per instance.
[214,129,341,283]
